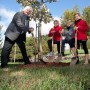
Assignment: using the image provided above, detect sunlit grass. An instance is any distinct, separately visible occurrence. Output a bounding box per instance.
[0,49,90,90]
[0,63,90,90]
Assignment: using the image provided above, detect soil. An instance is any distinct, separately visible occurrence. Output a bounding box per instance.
[19,61,70,68]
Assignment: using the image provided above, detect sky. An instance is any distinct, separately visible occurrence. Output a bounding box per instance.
[46,0,90,17]
[0,0,90,38]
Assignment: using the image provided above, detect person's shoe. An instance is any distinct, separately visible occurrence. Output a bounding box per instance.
[47,52,53,56]
[1,64,8,68]
[76,56,79,64]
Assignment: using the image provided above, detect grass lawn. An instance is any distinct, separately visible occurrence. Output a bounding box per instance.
[0,61,90,90]
[0,49,90,90]
[65,49,90,55]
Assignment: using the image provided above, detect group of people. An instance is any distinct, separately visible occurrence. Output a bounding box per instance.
[0,5,89,68]
[47,13,89,65]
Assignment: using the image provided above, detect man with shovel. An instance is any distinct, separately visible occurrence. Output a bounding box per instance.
[1,6,34,68]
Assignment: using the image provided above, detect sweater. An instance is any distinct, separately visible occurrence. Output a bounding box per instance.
[75,19,89,40]
[48,25,62,41]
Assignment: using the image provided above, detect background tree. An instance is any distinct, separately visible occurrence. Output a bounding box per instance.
[82,6,90,36]
[82,6,90,26]
[82,6,90,49]
[61,5,80,28]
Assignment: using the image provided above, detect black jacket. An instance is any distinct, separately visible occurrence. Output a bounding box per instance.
[5,11,30,41]
[63,25,75,40]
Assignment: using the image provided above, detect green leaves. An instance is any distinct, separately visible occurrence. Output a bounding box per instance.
[83,6,90,31]
[16,0,53,23]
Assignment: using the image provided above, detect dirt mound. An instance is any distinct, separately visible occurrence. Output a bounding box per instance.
[19,62,70,68]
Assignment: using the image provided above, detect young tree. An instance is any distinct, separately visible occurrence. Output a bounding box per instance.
[16,0,53,23]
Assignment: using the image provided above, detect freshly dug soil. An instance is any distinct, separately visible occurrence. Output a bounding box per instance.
[19,62,70,68]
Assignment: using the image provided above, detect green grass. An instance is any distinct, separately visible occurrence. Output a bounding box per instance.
[0,63,90,90]
[0,49,90,90]
[65,49,90,55]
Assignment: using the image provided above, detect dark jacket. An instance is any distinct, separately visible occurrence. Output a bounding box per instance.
[5,11,30,41]
[63,24,75,40]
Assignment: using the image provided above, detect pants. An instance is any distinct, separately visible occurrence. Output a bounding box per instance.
[77,40,88,54]
[61,38,75,52]
[47,39,60,54]
[1,37,30,67]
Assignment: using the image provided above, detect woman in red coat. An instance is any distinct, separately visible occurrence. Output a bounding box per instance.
[74,13,89,64]
[47,20,62,56]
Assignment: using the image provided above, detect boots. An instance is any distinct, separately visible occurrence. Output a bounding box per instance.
[76,56,79,64]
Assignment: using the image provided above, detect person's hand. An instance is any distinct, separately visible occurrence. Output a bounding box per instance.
[29,27,34,32]
[74,26,78,31]
[51,30,55,34]
[60,29,64,34]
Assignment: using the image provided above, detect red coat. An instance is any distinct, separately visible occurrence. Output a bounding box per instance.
[75,19,89,40]
[48,25,62,41]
